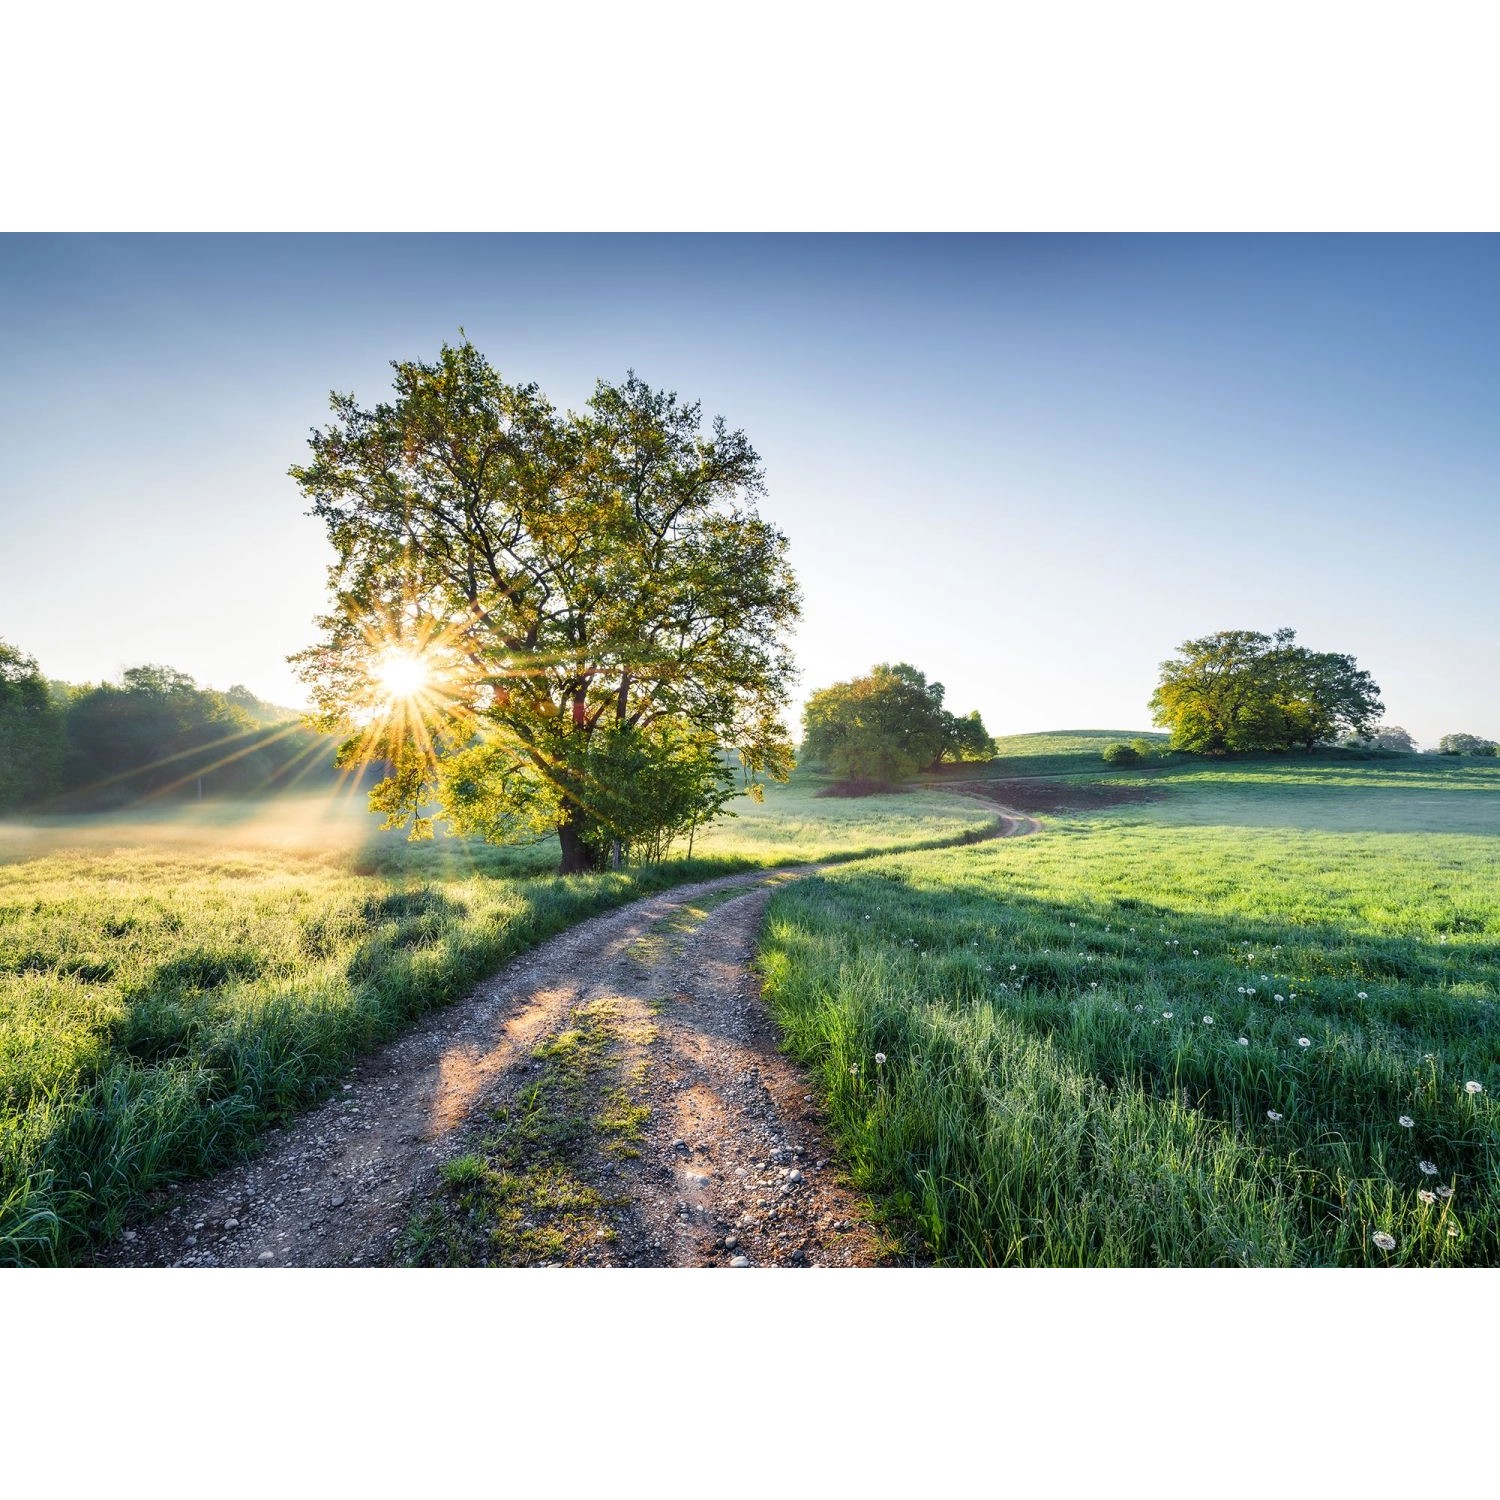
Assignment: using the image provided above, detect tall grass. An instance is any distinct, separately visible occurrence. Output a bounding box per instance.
[0,784,992,1265]
[759,762,1500,1266]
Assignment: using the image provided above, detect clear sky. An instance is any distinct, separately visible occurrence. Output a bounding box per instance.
[2,233,1495,747]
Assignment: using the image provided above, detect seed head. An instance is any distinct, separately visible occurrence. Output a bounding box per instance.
[1419,1160,1438,1176]
[1372,1231,1396,1252]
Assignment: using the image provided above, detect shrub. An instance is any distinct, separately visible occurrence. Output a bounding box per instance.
[1102,743,1141,767]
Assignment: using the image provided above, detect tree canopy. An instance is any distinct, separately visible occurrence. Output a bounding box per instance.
[1342,724,1416,752]
[799,662,994,784]
[1150,629,1383,754]
[1438,733,1498,756]
[291,341,800,872]
[0,639,335,811]
[0,639,65,810]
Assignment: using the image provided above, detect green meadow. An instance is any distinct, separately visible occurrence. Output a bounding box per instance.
[759,753,1500,1266]
[0,780,992,1265]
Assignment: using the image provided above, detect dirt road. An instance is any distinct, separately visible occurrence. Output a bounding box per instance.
[100,810,1037,1269]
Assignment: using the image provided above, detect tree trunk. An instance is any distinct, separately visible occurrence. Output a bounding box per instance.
[558,813,603,875]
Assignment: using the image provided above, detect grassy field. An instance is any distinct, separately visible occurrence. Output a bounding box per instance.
[0,782,994,1265]
[759,754,1500,1266]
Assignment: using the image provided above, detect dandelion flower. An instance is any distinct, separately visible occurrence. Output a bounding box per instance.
[1192,950,1199,956]
[1297,1037,1311,1048]
[1267,1110,1283,1123]
[1238,1037,1250,1047]
[1274,994,1284,1002]
[1446,1224,1460,1238]
[1418,1190,1436,1205]
[874,1053,886,1066]
[1372,1231,1396,1252]
[1419,1160,1438,1176]
[1237,987,1247,995]
[849,1064,859,1076]
[1398,1116,1414,1129]
[1436,1185,1453,1199]
[1162,1011,1173,1020]
[1202,1015,1214,1025]
[1357,992,1368,1000]
[1465,1081,1484,1095]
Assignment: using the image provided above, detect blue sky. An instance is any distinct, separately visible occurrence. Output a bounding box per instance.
[1,233,1495,746]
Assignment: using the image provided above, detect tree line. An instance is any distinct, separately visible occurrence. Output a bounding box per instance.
[0,640,337,813]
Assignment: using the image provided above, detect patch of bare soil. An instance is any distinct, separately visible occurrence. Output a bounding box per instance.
[945,778,1165,814]
[96,812,1038,1270]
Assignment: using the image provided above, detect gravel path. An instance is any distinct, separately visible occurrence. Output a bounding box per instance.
[99,810,1037,1269]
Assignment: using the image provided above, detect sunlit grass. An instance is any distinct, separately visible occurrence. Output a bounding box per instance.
[0,781,990,1264]
[759,758,1500,1266]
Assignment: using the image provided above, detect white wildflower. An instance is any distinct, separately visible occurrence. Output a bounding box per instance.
[1418,1160,1438,1176]
[1465,1081,1484,1095]
[1372,1231,1396,1252]
[1398,1116,1414,1129]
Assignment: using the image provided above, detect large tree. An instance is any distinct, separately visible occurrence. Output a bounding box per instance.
[291,342,800,873]
[800,662,993,783]
[1150,628,1382,753]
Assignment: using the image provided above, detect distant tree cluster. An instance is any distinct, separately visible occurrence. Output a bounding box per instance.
[1341,725,1416,752]
[0,637,334,813]
[1149,629,1382,754]
[1437,733,1498,757]
[800,663,994,784]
